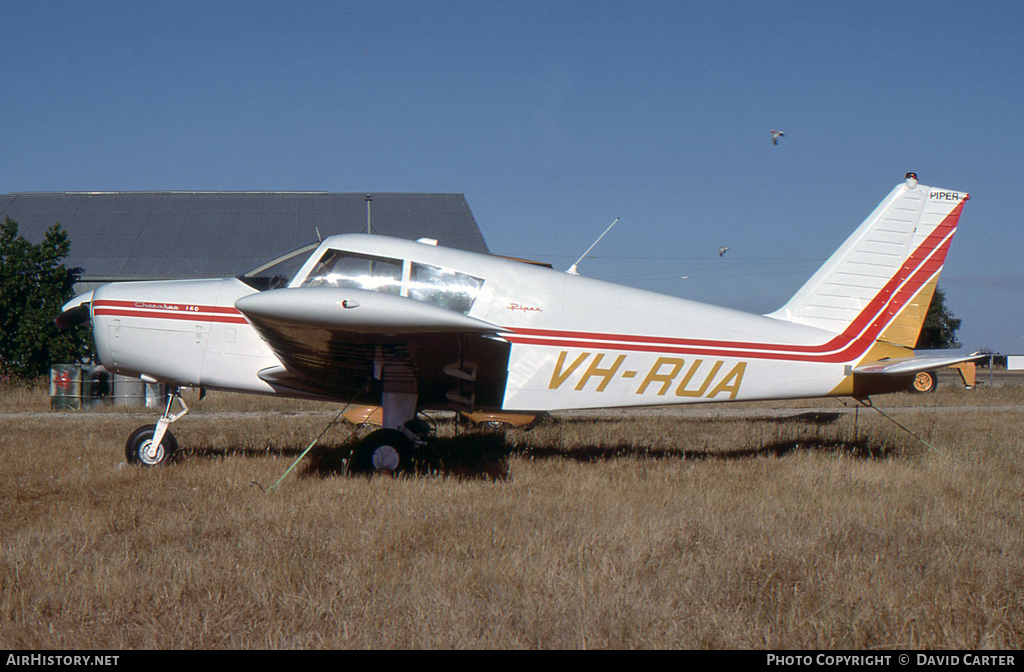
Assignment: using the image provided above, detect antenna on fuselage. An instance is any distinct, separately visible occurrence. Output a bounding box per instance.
[567,217,619,275]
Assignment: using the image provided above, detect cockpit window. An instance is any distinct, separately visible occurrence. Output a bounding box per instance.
[248,244,485,313]
[300,251,402,295]
[409,263,483,314]
[238,242,320,291]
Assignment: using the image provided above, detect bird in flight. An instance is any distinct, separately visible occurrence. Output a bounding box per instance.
[770,130,785,145]
[718,246,730,257]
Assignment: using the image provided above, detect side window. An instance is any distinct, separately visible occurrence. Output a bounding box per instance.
[409,263,483,314]
[300,251,402,295]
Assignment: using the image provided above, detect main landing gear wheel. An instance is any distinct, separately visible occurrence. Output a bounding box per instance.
[125,424,179,466]
[911,370,938,394]
[348,428,414,476]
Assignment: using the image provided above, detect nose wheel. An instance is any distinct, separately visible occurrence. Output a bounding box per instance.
[124,388,188,466]
[125,424,179,466]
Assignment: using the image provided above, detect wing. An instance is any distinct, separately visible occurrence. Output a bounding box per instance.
[235,287,512,408]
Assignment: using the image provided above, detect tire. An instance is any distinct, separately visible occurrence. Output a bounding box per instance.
[125,424,179,466]
[348,428,414,476]
[911,370,938,394]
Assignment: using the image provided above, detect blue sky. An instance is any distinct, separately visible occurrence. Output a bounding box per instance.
[3,0,1022,352]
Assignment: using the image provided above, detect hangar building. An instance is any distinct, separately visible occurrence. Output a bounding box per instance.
[0,191,490,291]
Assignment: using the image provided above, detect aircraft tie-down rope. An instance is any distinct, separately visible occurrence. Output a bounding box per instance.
[855,398,948,458]
[265,381,375,493]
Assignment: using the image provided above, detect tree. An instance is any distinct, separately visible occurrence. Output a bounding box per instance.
[915,286,962,350]
[0,217,91,380]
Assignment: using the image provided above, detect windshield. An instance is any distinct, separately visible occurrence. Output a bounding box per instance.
[238,242,320,290]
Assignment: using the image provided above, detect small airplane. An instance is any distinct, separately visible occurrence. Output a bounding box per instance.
[57,173,979,473]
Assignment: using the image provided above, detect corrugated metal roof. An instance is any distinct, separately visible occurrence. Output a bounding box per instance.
[0,192,489,282]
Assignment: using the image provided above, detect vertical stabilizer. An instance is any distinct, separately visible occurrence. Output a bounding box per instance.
[768,174,968,349]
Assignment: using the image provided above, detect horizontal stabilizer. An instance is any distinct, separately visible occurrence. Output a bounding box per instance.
[853,351,984,376]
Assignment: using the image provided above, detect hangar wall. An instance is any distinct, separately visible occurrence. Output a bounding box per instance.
[0,191,490,290]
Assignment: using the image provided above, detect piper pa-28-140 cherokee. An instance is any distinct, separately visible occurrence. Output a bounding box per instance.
[57,173,979,473]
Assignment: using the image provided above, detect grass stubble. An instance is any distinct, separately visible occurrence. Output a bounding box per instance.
[1,382,1022,649]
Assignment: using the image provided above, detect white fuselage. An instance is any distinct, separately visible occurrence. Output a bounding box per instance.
[89,235,857,412]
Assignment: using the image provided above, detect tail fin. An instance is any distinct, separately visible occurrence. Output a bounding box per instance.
[768,174,968,349]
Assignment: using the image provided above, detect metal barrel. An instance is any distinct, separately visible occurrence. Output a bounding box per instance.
[113,374,147,407]
[50,364,82,410]
[81,365,113,408]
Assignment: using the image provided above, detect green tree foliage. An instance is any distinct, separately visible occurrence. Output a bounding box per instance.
[0,217,91,380]
[915,286,962,350]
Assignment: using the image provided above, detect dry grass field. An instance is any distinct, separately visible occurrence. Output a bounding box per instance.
[1,380,1023,649]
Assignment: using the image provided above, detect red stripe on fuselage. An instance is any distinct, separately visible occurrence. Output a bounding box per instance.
[504,199,963,364]
[94,299,242,314]
[93,299,249,325]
